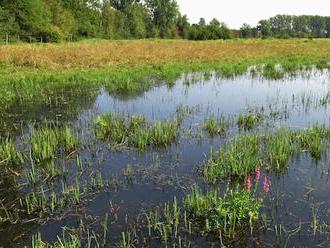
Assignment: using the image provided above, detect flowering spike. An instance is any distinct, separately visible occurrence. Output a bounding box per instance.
[263,175,270,193]
[246,176,251,192]
[256,161,261,181]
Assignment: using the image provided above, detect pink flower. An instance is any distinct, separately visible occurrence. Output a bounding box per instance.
[263,175,270,193]
[246,176,251,192]
[256,161,261,181]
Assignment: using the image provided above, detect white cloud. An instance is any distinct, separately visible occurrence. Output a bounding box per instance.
[177,0,330,28]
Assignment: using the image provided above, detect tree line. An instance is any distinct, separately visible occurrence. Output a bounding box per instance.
[239,15,330,39]
[0,0,329,42]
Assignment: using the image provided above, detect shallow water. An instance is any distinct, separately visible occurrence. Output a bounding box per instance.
[1,70,330,247]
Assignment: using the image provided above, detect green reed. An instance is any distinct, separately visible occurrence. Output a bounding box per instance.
[30,126,77,162]
[95,114,179,150]
[204,116,230,136]
[237,111,264,130]
[183,186,261,236]
[204,134,260,182]
[0,138,23,167]
[204,125,330,182]
[32,232,81,248]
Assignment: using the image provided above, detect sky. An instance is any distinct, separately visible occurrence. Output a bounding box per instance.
[176,0,330,29]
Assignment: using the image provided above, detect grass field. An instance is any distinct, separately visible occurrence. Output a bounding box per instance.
[1,39,330,70]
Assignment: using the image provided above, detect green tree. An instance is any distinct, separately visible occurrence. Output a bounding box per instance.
[0,6,19,35]
[257,20,272,38]
[176,14,190,39]
[145,0,179,38]
[60,0,101,37]
[101,0,117,38]
[124,3,151,38]
[239,23,253,38]
[326,17,330,38]
[1,0,51,37]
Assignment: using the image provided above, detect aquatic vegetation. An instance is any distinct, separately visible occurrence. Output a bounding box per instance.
[30,126,77,162]
[119,231,138,248]
[31,128,58,162]
[94,114,127,144]
[32,232,81,248]
[204,134,260,181]
[0,138,23,167]
[0,40,329,128]
[95,114,179,149]
[204,125,330,182]
[183,186,261,235]
[237,111,264,130]
[290,125,330,159]
[148,121,179,147]
[263,63,284,79]
[130,120,180,149]
[204,116,230,136]
[264,130,291,170]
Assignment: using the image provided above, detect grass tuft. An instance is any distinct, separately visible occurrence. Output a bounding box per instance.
[30,126,77,163]
[184,186,261,235]
[95,114,179,150]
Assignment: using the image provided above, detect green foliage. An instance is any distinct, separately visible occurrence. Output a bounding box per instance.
[264,130,291,170]
[0,138,24,166]
[237,111,263,130]
[32,232,81,248]
[204,116,230,136]
[2,0,328,41]
[1,0,50,37]
[290,125,330,159]
[30,126,77,163]
[204,134,260,181]
[189,18,232,40]
[145,0,179,38]
[240,15,330,39]
[95,114,127,144]
[204,125,330,182]
[184,186,261,234]
[95,114,179,150]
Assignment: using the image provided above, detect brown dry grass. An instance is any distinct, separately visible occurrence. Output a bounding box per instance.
[0,39,329,70]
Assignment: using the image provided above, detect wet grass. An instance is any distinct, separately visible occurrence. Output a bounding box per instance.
[237,111,264,130]
[95,114,179,150]
[32,232,81,248]
[30,126,77,163]
[0,138,23,167]
[204,116,231,136]
[204,125,330,182]
[184,186,261,236]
